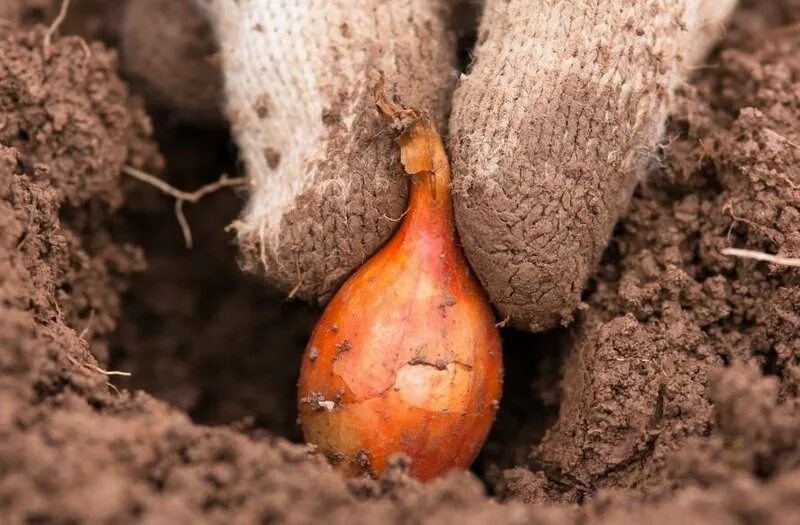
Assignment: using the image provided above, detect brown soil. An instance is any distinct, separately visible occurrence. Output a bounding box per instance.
[1,1,799,523]
[120,0,222,124]
[5,0,126,44]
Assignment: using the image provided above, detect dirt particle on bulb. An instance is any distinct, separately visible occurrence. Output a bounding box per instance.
[334,339,352,359]
[302,392,337,412]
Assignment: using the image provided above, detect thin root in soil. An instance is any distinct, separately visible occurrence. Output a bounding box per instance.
[122,165,248,248]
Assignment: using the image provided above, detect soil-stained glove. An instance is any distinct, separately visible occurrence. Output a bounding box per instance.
[192,0,733,329]
[197,0,455,299]
[449,0,736,330]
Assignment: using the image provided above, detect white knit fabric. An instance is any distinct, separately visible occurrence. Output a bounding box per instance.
[199,0,455,299]
[448,0,736,330]
[200,0,734,323]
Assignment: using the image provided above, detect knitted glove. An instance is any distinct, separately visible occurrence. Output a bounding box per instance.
[198,0,455,299]
[449,0,736,330]
[126,0,735,329]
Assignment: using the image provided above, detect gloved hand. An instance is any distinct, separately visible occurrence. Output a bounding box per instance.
[124,0,736,331]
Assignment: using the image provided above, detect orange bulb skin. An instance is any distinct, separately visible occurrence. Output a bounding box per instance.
[298,115,503,482]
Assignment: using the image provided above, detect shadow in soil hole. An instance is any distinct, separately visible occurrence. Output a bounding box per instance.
[472,326,567,492]
[109,115,319,441]
[108,112,567,489]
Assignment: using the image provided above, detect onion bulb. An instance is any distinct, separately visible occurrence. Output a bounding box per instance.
[297,84,503,481]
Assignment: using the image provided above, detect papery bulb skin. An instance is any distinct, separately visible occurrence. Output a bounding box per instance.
[297,92,503,482]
